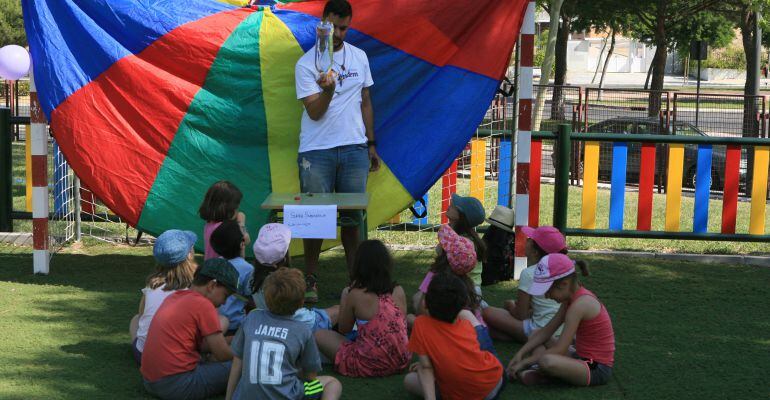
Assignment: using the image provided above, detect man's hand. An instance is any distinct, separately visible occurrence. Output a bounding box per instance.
[368,146,381,172]
[317,71,336,94]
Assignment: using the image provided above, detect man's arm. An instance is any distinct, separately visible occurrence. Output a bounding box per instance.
[361,87,380,171]
[302,73,336,121]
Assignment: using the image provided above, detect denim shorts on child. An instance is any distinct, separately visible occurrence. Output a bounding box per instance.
[297,144,369,223]
[132,338,142,365]
[143,360,232,400]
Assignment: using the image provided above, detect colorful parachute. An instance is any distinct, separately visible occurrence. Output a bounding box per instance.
[22,0,526,251]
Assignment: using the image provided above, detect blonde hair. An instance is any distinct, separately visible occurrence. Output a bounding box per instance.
[146,255,198,291]
[263,268,305,315]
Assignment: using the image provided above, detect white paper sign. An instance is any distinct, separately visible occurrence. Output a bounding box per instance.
[283,205,338,239]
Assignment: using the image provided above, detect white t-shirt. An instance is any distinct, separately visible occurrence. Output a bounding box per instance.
[135,285,180,351]
[518,265,564,335]
[295,42,374,153]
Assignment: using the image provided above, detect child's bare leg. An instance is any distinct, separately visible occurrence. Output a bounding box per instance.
[537,353,590,386]
[314,330,348,363]
[324,305,340,326]
[129,314,139,340]
[412,291,425,315]
[406,313,416,331]
[403,372,425,398]
[318,376,342,400]
[481,306,527,343]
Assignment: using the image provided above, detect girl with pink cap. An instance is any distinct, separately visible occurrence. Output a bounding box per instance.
[483,226,569,343]
[410,225,486,328]
[507,253,615,387]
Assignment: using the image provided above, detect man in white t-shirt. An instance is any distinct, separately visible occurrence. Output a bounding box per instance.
[294,0,378,303]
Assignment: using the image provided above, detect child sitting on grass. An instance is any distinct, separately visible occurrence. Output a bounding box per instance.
[445,194,487,295]
[483,226,568,342]
[507,253,614,387]
[226,268,342,400]
[410,225,484,327]
[210,220,254,333]
[199,180,250,260]
[412,195,487,313]
[314,240,411,377]
[405,272,504,400]
[129,229,198,365]
[141,258,242,400]
[250,223,338,332]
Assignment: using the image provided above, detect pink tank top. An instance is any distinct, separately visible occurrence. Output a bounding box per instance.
[203,221,222,260]
[572,287,615,366]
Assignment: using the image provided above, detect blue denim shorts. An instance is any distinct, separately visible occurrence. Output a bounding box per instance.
[143,360,232,400]
[298,144,369,222]
[298,144,369,193]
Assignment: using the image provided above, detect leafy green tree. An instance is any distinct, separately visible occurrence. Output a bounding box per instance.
[0,0,26,48]
[619,1,722,114]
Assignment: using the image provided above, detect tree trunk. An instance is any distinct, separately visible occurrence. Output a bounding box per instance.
[741,7,760,195]
[592,36,608,84]
[533,0,565,132]
[550,15,570,121]
[742,9,760,138]
[648,0,667,117]
[597,27,616,101]
[644,58,653,89]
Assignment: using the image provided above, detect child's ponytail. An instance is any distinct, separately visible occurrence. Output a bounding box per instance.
[575,260,589,277]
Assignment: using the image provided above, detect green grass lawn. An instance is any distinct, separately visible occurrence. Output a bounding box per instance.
[0,241,768,399]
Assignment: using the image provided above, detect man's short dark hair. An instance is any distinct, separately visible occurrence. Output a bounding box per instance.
[323,0,352,19]
[425,272,468,323]
[210,220,243,260]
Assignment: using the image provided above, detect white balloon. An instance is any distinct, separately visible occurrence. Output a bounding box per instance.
[0,45,31,80]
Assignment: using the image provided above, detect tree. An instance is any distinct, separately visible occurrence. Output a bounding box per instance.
[570,0,632,99]
[0,0,26,48]
[532,0,565,132]
[624,0,722,114]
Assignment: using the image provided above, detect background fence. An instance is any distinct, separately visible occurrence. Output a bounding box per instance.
[2,82,769,250]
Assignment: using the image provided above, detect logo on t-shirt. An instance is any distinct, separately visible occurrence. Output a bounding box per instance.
[336,69,359,87]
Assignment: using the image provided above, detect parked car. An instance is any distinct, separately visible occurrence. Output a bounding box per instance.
[552,117,747,190]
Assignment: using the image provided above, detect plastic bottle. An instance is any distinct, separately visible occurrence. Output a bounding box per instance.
[315,20,334,74]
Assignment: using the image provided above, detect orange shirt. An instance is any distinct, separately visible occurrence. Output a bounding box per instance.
[408,316,502,400]
[140,290,221,382]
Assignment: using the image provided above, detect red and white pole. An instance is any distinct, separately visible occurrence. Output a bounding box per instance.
[513,0,535,279]
[30,70,49,274]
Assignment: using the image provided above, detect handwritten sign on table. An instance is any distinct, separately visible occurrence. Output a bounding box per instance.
[283,205,338,239]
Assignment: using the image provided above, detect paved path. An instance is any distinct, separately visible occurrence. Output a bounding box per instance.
[0,232,32,246]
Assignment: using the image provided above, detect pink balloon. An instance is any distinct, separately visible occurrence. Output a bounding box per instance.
[0,45,31,80]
